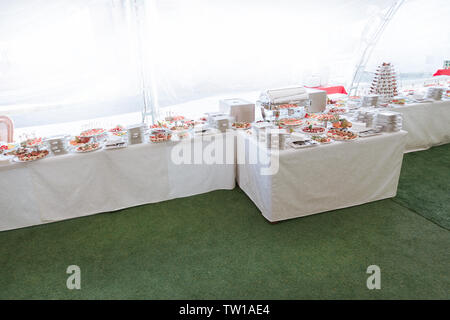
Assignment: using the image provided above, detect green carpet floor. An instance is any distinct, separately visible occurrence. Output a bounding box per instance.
[393,144,450,230]
[0,146,449,299]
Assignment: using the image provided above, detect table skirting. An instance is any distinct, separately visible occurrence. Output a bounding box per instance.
[387,100,450,152]
[0,133,236,231]
[237,131,407,222]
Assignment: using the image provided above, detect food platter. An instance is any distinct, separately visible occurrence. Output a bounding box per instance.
[301,125,326,134]
[22,137,44,148]
[7,147,29,157]
[69,136,91,146]
[109,125,127,136]
[232,122,251,130]
[150,121,170,129]
[165,115,185,122]
[80,128,106,138]
[149,129,172,143]
[327,108,347,115]
[0,142,16,155]
[331,119,352,129]
[327,129,358,141]
[150,133,172,142]
[170,123,193,131]
[170,124,193,139]
[278,118,303,127]
[311,135,332,144]
[306,113,337,122]
[13,149,50,162]
[74,142,102,153]
[278,104,299,109]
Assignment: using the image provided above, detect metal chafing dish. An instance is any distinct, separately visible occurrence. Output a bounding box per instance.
[256,86,311,122]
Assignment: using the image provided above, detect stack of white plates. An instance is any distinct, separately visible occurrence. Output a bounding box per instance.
[376,111,402,132]
[361,95,379,108]
[426,87,444,101]
[355,109,377,128]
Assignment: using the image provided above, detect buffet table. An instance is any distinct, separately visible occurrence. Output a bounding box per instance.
[386,100,450,152]
[0,133,235,231]
[237,130,407,222]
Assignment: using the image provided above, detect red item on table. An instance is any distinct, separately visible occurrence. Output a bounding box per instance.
[432,69,450,76]
[305,85,348,95]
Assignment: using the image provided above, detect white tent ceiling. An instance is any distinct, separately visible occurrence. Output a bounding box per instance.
[0,0,448,126]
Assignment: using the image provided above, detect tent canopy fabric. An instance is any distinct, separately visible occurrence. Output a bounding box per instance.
[0,0,448,128]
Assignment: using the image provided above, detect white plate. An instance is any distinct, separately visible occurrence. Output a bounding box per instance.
[329,136,359,142]
[12,153,49,162]
[311,137,333,144]
[289,140,319,149]
[358,130,382,138]
[232,126,251,130]
[300,127,327,135]
[79,129,107,138]
[73,145,102,153]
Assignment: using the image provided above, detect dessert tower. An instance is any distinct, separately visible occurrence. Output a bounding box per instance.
[369,62,398,102]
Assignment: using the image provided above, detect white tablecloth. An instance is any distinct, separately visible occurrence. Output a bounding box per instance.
[0,133,235,231]
[386,100,450,152]
[237,131,407,222]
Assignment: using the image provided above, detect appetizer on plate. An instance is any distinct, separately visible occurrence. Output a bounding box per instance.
[311,135,332,144]
[306,113,337,122]
[151,121,169,129]
[22,137,43,148]
[301,125,325,134]
[327,129,358,141]
[16,149,49,162]
[109,125,126,136]
[278,103,298,109]
[327,108,347,115]
[391,98,406,105]
[80,128,106,137]
[165,115,185,122]
[76,142,101,153]
[149,129,172,143]
[109,125,124,132]
[170,123,192,138]
[7,147,29,156]
[70,136,91,146]
[0,143,16,155]
[170,123,192,131]
[331,118,352,129]
[232,122,251,129]
[278,118,303,126]
[150,134,172,142]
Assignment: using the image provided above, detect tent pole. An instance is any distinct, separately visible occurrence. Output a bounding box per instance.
[132,0,157,125]
[347,0,405,97]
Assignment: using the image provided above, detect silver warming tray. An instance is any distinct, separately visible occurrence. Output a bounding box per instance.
[256,86,311,121]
